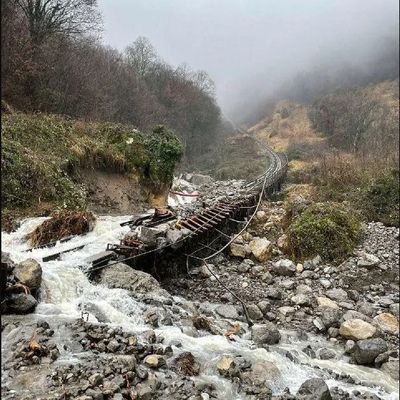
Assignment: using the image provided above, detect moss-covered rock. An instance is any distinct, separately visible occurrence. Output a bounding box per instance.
[286,202,361,262]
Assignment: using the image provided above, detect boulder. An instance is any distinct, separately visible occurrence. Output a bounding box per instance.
[173,352,200,376]
[319,307,342,329]
[357,253,380,268]
[215,304,239,320]
[248,238,272,263]
[247,304,263,320]
[381,359,400,380]
[339,319,377,340]
[251,323,281,345]
[326,288,348,302]
[7,293,37,313]
[352,338,388,365]
[297,378,332,400]
[291,294,310,306]
[273,259,296,276]
[241,361,281,385]
[98,263,161,294]
[14,259,42,290]
[216,356,238,377]
[230,243,247,258]
[278,306,295,317]
[317,297,339,309]
[373,313,399,336]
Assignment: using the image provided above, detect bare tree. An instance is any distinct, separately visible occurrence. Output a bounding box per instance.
[14,0,102,45]
[125,36,158,77]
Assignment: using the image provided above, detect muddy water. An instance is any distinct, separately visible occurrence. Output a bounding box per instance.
[2,217,399,399]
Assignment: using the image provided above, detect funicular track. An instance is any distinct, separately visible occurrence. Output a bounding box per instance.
[86,139,288,284]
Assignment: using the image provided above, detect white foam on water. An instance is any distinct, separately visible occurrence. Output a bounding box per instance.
[2,215,399,400]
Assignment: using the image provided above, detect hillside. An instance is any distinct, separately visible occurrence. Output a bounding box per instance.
[1,112,183,228]
[249,79,399,226]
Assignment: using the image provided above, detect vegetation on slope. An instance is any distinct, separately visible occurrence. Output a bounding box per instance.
[1,113,183,212]
[250,80,399,227]
[286,202,362,262]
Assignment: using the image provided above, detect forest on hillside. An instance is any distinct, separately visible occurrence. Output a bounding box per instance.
[1,0,226,163]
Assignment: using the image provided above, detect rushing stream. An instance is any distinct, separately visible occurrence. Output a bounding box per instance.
[2,216,399,399]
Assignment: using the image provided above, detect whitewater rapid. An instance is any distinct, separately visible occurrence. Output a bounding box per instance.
[2,216,399,400]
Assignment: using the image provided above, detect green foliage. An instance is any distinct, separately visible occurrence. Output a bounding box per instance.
[354,172,399,227]
[143,125,183,189]
[287,202,361,262]
[1,113,182,210]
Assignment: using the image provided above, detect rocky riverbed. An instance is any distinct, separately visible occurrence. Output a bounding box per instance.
[1,205,399,400]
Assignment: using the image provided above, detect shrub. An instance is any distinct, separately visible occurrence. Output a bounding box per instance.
[287,202,361,262]
[354,172,399,226]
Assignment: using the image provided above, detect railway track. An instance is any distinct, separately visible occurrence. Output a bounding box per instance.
[86,136,288,273]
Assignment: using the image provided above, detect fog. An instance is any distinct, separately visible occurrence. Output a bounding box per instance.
[98,0,398,122]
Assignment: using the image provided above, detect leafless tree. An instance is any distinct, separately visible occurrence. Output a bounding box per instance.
[14,0,102,45]
[125,36,158,77]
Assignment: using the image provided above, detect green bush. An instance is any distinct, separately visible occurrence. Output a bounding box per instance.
[287,202,361,262]
[354,172,399,227]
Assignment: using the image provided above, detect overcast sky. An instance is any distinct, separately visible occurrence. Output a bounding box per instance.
[98,0,398,116]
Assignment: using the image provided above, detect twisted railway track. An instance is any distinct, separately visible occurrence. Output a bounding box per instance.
[86,136,288,277]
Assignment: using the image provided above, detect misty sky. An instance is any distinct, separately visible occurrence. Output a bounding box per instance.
[98,0,398,116]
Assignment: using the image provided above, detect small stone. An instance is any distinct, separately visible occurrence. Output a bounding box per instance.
[230,243,247,258]
[296,263,304,273]
[278,306,295,317]
[251,323,280,345]
[317,297,339,309]
[318,348,336,360]
[215,304,239,320]
[357,253,380,268]
[144,354,165,368]
[273,259,296,276]
[319,279,331,289]
[247,304,263,320]
[326,288,348,302]
[291,294,310,306]
[88,373,103,386]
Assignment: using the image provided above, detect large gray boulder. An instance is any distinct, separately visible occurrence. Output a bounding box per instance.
[273,259,296,276]
[352,338,388,365]
[98,263,161,294]
[7,293,37,313]
[251,322,281,345]
[297,378,332,400]
[319,306,343,329]
[14,259,42,290]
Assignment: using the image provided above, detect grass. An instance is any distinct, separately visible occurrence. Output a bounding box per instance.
[1,113,183,213]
